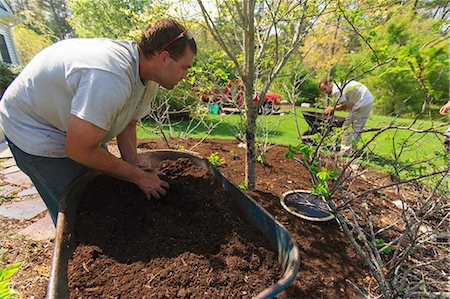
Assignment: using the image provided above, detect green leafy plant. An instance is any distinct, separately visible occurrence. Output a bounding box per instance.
[256,153,266,165]
[285,145,338,198]
[0,262,23,299]
[208,152,225,167]
[284,143,314,162]
[239,181,248,191]
[310,167,339,197]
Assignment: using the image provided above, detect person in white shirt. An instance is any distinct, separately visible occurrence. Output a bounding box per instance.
[0,18,197,225]
[319,80,374,156]
[439,100,450,153]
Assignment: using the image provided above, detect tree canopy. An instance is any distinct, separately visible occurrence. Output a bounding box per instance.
[6,0,449,116]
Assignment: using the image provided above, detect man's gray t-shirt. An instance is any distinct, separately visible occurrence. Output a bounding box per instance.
[0,38,158,158]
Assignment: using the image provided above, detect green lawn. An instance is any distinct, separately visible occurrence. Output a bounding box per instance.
[138,107,449,176]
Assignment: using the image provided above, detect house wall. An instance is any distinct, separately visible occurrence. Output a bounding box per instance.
[0,22,20,64]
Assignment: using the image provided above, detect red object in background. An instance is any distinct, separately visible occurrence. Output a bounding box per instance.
[264,92,281,105]
[197,80,281,107]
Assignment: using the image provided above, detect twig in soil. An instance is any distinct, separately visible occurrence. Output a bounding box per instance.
[346,278,371,299]
[82,262,89,272]
[146,270,162,286]
[181,257,188,266]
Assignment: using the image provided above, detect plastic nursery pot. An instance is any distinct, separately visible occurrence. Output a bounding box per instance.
[280,190,335,222]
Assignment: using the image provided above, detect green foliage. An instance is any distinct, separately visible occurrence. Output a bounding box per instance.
[310,182,329,198]
[190,49,236,88]
[12,25,53,65]
[373,238,394,255]
[256,153,266,165]
[285,144,338,198]
[0,262,23,299]
[284,143,314,162]
[154,47,236,113]
[310,167,339,197]
[10,0,55,39]
[0,63,23,98]
[155,83,198,113]
[67,0,169,39]
[352,4,449,116]
[239,181,248,191]
[208,152,225,167]
[301,1,449,117]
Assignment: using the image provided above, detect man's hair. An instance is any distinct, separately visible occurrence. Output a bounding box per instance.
[138,18,197,60]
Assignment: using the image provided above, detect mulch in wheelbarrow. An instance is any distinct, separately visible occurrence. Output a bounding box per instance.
[67,158,280,298]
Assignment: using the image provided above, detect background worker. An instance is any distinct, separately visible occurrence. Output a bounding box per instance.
[0,18,197,225]
[319,80,374,156]
[439,100,450,152]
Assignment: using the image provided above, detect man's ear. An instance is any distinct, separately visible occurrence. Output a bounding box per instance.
[158,51,171,66]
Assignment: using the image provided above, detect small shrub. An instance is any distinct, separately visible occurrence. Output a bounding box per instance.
[208,152,225,167]
[256,153,266,165]
[239,181,248,191]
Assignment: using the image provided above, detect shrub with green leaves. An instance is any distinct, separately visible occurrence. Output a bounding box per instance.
[208,152,225,167]
[309,166,339,198]
[0,63,23,98]
[284,143,338,198]
[0,262,23,298]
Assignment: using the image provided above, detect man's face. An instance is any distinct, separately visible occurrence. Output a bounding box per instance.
[319,82,332,95]
[158,48,195,90]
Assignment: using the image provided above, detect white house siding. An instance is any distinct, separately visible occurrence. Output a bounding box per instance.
[0,24,19,64]
[0,2,20,65]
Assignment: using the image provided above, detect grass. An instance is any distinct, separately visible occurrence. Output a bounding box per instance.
[137,107,449,178]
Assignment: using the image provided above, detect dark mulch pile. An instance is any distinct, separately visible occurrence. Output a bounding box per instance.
[68,158,280,298]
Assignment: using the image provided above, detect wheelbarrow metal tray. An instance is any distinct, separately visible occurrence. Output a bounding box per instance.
[302,111,345,131]
[47,150,300,299]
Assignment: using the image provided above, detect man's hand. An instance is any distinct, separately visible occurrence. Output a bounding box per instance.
[134,168,170,200]
[324,106,334,115]
[440,101,450,115]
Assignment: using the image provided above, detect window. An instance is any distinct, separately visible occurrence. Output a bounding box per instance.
[0,34,12,64]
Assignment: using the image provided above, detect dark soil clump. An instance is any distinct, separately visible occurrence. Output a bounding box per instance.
[67,158,280,298]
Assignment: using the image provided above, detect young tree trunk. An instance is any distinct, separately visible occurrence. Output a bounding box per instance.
[243,0,257,190]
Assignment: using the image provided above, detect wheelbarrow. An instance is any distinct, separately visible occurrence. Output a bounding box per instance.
[300,111,346,145]
[46,150,300,299]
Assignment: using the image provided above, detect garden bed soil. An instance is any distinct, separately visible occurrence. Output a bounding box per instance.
[67,158,280,298]
[4,138,444,298]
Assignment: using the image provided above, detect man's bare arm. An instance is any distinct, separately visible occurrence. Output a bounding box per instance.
[117,119,138,165]
[65,115,168,199]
